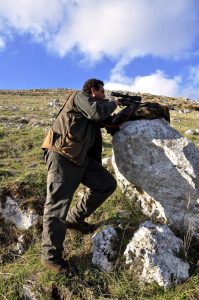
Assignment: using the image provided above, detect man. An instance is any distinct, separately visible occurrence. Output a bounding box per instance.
[41,79,120,274]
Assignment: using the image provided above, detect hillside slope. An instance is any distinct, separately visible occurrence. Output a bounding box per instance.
[0,89,199,299]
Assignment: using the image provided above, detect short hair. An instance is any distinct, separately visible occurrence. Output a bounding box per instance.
[83,78,104,94]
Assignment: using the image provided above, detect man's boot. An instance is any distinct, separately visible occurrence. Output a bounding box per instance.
[66,220,97,234]
[41,258,78,275]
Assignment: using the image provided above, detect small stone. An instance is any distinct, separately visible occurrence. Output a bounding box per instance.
[49,112,57,118]
[11,106,19,111]
[118,210,130,218]
[185,129,194,135]
[185,129,199,135]
[14,234,26,255]
[15,158,21,163]
[28,163,37,169]
[183,109,191,113]
[102,157,114,173]
[20,117,29,124]
[49,118,56,123]
[23,277,39,300]
[92,226,119,272]
[118,223,125,229]
[48,99,61,107]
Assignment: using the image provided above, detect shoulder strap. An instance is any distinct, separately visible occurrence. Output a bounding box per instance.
[51,91,78,130]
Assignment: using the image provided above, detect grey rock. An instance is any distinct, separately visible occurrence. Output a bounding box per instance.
[15,158,21,163]
[92,226,119,272]
[185,129,199,135]
[185,129,194,135]
[23,279,39,300]
[29,119,46,127]
[28,163,37,169]
[177,97,189,101]
[112,119,199,239]
[20,117,29,124]
[10,106,19,111]
[14,234,26,255]
[102,157,114,173]
[0,196,38,230]
[118,210,130,218]
[17,123,24,129]
[178,109,191,114]
[49,118,56,123]
[49,112,58,118]
[169,106,176,110]
[124,221,189,288]
[0,234,28,264]
[48,98,61,107]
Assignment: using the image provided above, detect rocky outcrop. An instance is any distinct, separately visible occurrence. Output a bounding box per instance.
[124,221,189,288]
[112,119,199,239]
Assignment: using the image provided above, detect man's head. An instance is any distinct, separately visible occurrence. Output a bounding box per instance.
[83,78,105,98]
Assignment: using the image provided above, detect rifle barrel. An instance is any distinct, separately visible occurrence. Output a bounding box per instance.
[111,92,142,102]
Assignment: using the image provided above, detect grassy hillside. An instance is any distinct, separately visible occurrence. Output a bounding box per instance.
[0,89,199,299]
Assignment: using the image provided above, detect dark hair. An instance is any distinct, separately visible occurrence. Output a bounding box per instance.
[83,78,104,94]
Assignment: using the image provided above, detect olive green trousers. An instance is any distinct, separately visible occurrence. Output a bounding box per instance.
[41,151,117,262]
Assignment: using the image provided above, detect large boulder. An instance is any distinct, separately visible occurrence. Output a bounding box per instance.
[124,221,189,288]
[112,119,199,239]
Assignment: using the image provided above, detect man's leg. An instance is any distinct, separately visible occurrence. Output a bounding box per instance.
[41,151,85,263]
[66,157,117,224]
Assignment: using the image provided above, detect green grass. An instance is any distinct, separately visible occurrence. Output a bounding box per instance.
[1,230,199,299]
[171,110,199,148]
[0,90,199,299]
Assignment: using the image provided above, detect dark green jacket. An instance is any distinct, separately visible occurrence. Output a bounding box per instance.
[42,91,117,166]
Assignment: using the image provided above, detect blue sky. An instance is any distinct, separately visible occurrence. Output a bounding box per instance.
[1,0,199,99]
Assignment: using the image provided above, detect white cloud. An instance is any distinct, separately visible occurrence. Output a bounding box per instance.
[0,36,5,50]
[105,66,199,100]
[50,0,199,61]
[0,0,198,61]
[188,65,199,85]
[1,0,199,99]
[105,70,181,97]
[181,66,199,99]
[0,0,64,40]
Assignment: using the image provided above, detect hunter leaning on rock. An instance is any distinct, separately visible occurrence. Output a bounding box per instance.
[41,79,120,274]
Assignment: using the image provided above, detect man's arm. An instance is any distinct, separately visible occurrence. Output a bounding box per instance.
[74,91,117,121]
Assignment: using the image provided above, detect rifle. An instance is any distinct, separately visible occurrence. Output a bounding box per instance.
[111,91,142,107]
[102,92,170,135]
[100,92,141,133]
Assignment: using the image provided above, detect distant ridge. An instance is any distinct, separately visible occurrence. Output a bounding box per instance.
[0,88,198,110]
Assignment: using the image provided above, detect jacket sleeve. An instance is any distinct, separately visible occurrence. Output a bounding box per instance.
[74,91,117,121]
